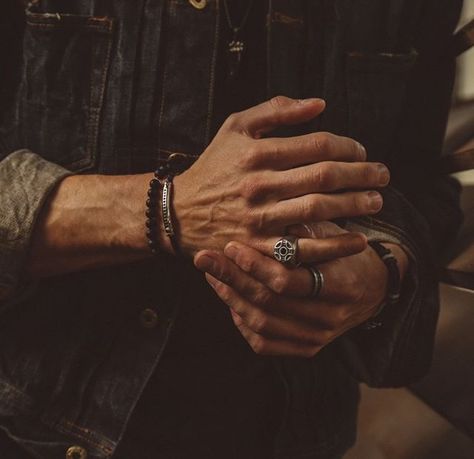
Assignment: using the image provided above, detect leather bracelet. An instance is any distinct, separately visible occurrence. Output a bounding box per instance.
[363,240,401,330]
[154,162,180,255]
[161,175,180,254]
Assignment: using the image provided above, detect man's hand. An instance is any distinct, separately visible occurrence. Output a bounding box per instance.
[174,96,390,257]
[26,97,389,279]
[193,223,409,358]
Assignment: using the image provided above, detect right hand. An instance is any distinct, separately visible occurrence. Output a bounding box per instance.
[173,96,390,259]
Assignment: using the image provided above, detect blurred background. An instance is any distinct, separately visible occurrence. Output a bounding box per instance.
[345,2,474,458]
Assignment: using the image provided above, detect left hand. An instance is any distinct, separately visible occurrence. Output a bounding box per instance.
[194,228,407,358]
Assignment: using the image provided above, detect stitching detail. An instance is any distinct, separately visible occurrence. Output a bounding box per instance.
[54,419,115,455]
[26,22,112,32]
[204,0,220,145]
[272,11,304,26]
[86,20,114,173]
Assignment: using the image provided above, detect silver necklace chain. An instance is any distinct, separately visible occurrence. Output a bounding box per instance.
[222,0,255,80]
[223,0,255,35]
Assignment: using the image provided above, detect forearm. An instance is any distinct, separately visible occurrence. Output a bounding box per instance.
[26,173,173,279]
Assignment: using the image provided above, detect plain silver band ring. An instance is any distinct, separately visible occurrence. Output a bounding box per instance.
[308,266,324,298]
[273,235,300,266]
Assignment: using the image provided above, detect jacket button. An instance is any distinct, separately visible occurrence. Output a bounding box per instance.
[66,446,87,459]
[140,308,158,329]
[189,0,207,10]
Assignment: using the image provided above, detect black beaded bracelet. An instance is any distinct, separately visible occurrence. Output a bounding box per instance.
[145,163,180,255]
[145,175,162,255]
[363,240,401,330]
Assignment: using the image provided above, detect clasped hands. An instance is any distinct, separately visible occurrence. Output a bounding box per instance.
[173,96,405,358]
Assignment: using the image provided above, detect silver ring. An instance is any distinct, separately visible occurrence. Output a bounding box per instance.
[273,235,299,266]
[307,266,324,298]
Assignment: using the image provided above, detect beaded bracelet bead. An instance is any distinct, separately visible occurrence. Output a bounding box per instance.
[145,176,162,255]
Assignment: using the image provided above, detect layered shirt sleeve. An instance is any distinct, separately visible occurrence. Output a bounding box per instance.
[336,0,464,387]
[0,2,72,302]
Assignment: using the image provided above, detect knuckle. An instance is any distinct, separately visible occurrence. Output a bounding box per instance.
[271,273,291,295]
[236,252,257,273]
[253,288,273,307]
[314,163,334,190]
[247,209,267,232]
[313,132,334,154]
[301,196,319,221]
[248,311,269,333]
[239,145,262,170]
[216,282,232,304]
[214,264,232,285]
[240,175,266,202]
[223,112,241,131]
[269,95,291,111]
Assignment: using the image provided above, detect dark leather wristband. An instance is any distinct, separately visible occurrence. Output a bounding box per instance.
[362,240,402,330]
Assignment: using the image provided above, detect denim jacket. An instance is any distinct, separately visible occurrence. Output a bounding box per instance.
[0,1,463,458]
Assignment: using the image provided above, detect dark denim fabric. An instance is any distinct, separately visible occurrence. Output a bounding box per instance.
[0,0,464,458]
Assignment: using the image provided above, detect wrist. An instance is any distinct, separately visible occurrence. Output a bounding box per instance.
[143,165,184,257]
[119,173,176,257]
[362,241,405,330]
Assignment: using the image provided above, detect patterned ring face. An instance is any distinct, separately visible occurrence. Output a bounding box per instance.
[273,237,298,264]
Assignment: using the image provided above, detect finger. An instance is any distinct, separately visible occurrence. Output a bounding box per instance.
[287,221,347,238]
[223,243,312,297]
[205,274,325,347]
[226,96,326,138]
[225,241,365,305]
[269,162,390,200]
[261,191,383,227]
[244,162,389,203]
[266,233,368,264]
[252,131,366,170]
[221,246,353,332]
[230,310,322,358]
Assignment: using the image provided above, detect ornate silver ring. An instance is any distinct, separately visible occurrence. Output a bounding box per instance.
[273,236,300,266]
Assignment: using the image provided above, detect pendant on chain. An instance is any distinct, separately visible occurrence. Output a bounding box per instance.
[227,33,245,80]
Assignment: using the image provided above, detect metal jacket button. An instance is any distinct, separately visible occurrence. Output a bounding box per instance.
[189,0,207,10]
[66,446,87,459]
[140,308,158,329]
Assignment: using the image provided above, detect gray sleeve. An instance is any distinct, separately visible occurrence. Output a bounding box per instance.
[0,150,72,301]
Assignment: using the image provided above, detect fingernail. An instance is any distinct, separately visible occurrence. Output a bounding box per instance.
[206,274,218,288]
[300,97,324,105]
[377,164,390,186]
[224,244,239,260]
[195,254,215,273]
[357,142,367,160]
[368,191,383,211]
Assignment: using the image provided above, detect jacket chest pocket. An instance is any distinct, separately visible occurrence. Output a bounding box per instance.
[20,10,114,171]
[345,49,418,162]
